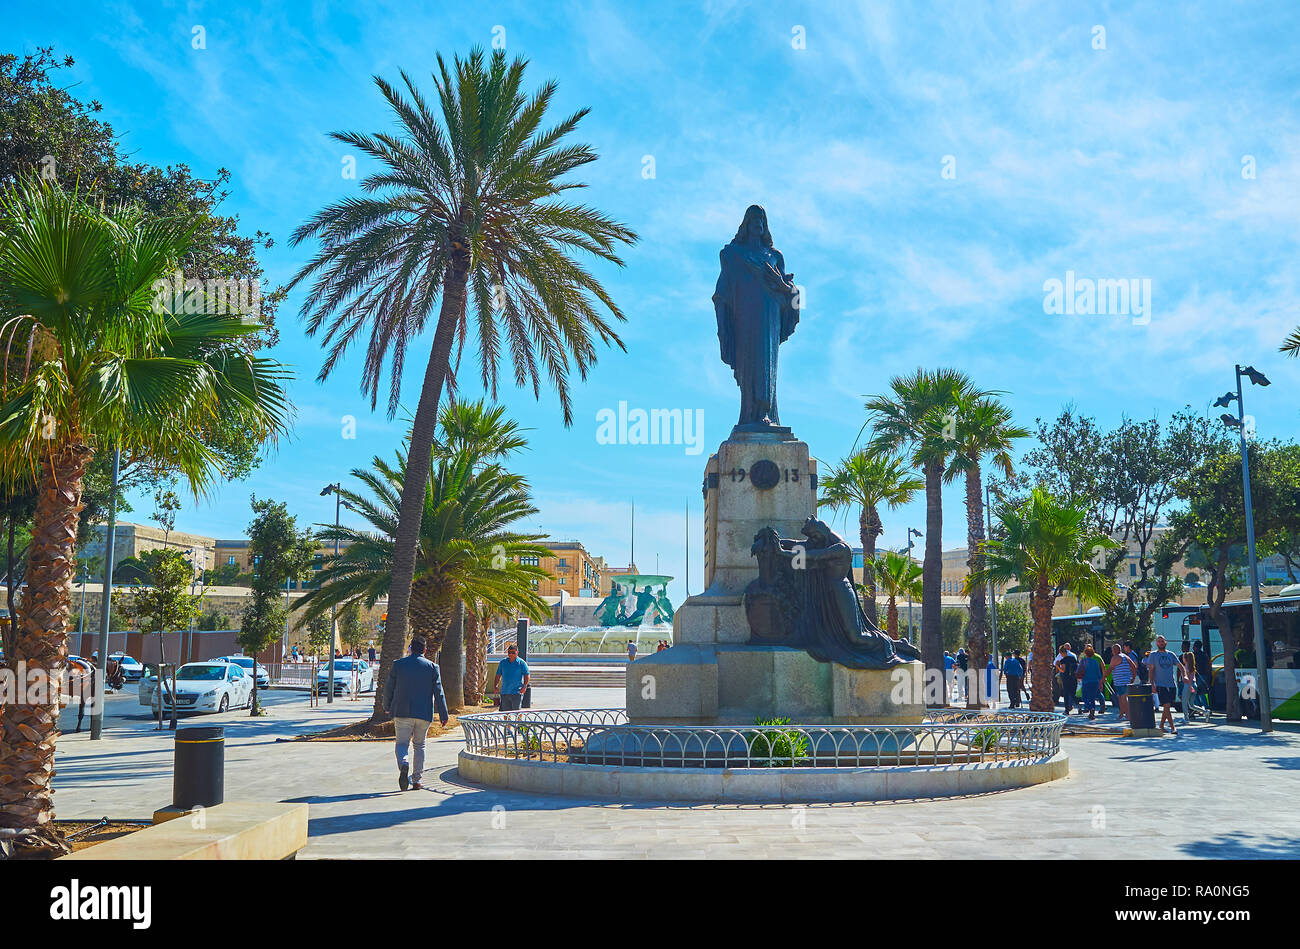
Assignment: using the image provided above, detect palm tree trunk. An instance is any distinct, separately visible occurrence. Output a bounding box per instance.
[922,459,944,703]
[1029,575,1056,713]
[965,465,987,708]
[860,505,882,626]
[410,575,455,657]
[369,265,467,723]
[463,607,486,705]
[0,442,93,835]
[887,596,899,639]
[441,600,465,713]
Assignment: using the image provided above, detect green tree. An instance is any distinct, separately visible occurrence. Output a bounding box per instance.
[288,48,636,713]
[0,179,291,839]
[967,488,1118,712]
[868,368,984,694]
[338,600,367,653]
[195,607,231,631]
[112,549,202,662]
[945,392,1029,705]
[873,550,922,640]
[238,497,315,716]
[150,484,182,545]
[304,612,333,658]
[994,599,1033,658]
[1022,407,1228,649]
[294,409,552,722]
[941,608,967,653]
[820,452,923,626]
[1171,441,1300,721]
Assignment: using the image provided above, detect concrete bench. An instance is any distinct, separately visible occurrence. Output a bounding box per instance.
[62,802,308,860]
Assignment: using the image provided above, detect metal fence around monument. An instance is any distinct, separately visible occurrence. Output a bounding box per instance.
[458,708,1066,768]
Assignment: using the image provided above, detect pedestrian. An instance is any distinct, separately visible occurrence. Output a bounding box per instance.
[627,639,638,662]
[1055,643,1078,714]
[1144,635,1186,735]
[381,637,449,792]
[1002,652,1025,708]
[368,644,377,663]
[943,651,955,701]
[955,647,969,701]
[1109,643,1136,721]
[492,643,530,711]
[1180,647,1201,721]
[984,656,996,706]
[1192,640,1212,715]
[291,644,299,663]
[1077,644,1105,720]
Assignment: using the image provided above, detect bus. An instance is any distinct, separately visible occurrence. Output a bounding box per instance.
[1049,604,1200,655]
[1193,594,1300,720]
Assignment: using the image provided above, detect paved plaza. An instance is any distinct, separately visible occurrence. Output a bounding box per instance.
[49,683,1300,859]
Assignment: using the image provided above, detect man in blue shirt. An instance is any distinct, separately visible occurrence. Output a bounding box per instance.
[493,643,530,711]
[1002,652,1025,708]
[382,637,449,791]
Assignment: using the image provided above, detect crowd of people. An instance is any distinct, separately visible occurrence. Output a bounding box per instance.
[980,635,1212,733]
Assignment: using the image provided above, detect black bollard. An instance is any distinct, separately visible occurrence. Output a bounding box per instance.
[1127,683,1155,731]
[173,725,225,810]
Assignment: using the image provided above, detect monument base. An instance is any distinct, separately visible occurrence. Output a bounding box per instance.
[625,645,924,726]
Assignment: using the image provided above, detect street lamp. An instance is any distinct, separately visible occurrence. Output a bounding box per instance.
[984,479,1002,678]
[905,528,922,640]
[320,483,342,703]
[1215,364,1273,732]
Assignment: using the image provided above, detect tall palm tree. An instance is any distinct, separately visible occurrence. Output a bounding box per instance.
[874,550,923,640]
[0,179,291,840]
[945,394,1029,706]
[295,449,550,719]
[820,451,923,626]
[867,368,982,698]
[288,48,636,717]
[966,488,1116,713]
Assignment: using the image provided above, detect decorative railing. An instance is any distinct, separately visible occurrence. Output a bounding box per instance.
[458,708,1066,769]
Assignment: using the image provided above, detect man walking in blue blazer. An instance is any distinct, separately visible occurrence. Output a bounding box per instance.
[382,638,449,791]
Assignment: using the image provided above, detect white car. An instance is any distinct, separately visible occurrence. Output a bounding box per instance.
[108,652,144,681]
[316,658,375,695]
[139,662,252,714]
[212,655,270,689]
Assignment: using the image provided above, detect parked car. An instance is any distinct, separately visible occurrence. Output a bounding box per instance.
[108,652,144,681]
[212,655,270,689]
[140,662,252,714]
[317,658,375,695]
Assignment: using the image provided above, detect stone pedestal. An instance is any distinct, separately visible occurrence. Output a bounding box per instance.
[625,429,922,726]
[624,644,924,725]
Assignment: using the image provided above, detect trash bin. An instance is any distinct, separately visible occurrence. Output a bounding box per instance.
[1127,683,1155,730]
[173,725,224,810]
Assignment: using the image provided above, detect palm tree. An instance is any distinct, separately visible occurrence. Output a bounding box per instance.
[867,368,982,698]
[820,451,923,626]
[1281,326,1300,358]
[874,550,923,640]
[966,488,1117,713]
[0,179,291,840]
[295,449,550,719]
[288,48,636,715]
[944,394,1029,706]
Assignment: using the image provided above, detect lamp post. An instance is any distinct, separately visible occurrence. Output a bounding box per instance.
[1213,365,1273,732]
[906,528,922,639]
[985,479,1000,677]
[320,483,342,703]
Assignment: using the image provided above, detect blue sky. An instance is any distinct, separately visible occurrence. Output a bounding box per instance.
[12,1,1300,603]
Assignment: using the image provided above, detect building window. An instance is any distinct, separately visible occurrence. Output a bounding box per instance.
[227,555,236,566]
[1129,563,1137,577]
[559,558,568,568]
[521,555,539,567]
[559,578,566,585]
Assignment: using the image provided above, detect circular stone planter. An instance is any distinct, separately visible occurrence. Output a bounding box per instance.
[457,748,1069,802]
[456,708,1070,803]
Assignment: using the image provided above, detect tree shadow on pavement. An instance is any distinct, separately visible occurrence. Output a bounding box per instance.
[1178,831,1300,859]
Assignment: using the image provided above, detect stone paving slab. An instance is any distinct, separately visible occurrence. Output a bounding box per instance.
[47,687,1300,859]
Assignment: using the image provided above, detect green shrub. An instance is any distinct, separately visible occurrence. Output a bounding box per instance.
[748,717,809,766]
[971,726,1000,752]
